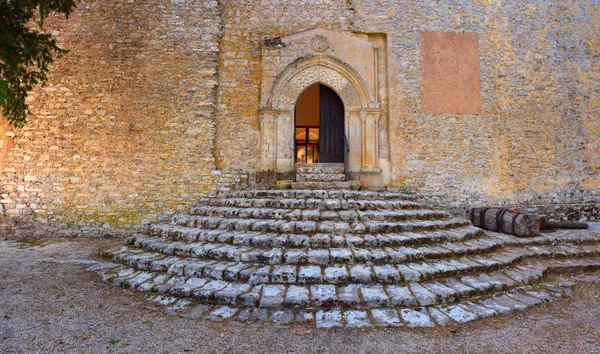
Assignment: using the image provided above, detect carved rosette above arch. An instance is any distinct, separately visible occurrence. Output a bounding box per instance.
[311,35,329,53]
[258,28,391,186]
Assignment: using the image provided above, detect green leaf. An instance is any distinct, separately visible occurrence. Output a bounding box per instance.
[0,0,77,127]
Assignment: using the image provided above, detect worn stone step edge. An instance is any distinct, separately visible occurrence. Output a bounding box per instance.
[146,224,600,253]
[196,197,425,211]
[296,167,345,175]
[101,243,600,285]
[89,259,581,314]
[186,206,449,222]
[146,284,569,328]
[145,224,485,249]
[296,174,346,182]
[114,237,600,269]
[118,234,504,265]
[291,182,353,190]
[142,222,600,250]
[296,167,345,174]
[295,163,344,167]
[296,162,344,169]
[165,216,472,235]
[484,230,600,247]
[208,190,417,201]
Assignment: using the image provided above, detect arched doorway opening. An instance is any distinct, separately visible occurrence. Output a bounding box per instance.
[295,83,345,164]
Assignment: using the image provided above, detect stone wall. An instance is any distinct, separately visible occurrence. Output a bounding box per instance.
[0,0,222,234]
[349,0,599,219]
[213,0,353,174]
[0,0,598,234]
[212,0,598,220]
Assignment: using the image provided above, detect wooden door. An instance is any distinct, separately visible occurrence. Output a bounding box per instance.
[319,84,344,163]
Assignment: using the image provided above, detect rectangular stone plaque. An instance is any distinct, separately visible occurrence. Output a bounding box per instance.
[421,31,481,114]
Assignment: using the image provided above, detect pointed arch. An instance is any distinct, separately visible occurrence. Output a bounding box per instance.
[259,54,380,176]
[270,55,373,111]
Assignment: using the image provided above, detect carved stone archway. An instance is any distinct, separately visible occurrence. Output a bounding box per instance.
[259,55,382,177]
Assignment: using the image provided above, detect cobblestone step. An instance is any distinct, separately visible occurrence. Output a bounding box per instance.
[205,190,416,201]
[101,243,600,286]
[119,234,503,264]
[485,230,600,246]
[148,225,485,248]
[164,283,567,327]
[133,283,566,327]
[292,181,353,190]
[165,216,470,235]
[187,206,449,222]
[296,173,346,182]
[523,244,600,259]
[295,163,345,174]
[91,188,600,329]
[92,257,595,312]
[196,197,425,211]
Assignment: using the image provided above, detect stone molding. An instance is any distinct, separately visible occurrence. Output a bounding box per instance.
[259,31,387,179]
[269,55,373,111]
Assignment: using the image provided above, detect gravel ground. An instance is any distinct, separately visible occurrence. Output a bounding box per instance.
[1,237,600,354]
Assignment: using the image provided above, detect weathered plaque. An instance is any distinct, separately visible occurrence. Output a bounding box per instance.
[421,31,481,114]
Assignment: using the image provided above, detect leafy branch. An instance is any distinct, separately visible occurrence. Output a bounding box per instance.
[0,0,77,127]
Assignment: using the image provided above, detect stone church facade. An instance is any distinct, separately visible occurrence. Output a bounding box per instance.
[0,0,598,233]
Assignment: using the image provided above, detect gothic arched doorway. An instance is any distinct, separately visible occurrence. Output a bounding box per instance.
[295,84,345,164]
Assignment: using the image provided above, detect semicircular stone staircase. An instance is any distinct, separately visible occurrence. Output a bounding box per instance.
[89,189,600,328]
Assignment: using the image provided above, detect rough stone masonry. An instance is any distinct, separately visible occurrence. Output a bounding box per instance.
[0,0,598,234]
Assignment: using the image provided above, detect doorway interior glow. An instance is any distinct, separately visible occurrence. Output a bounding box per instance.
[295,83,345,164]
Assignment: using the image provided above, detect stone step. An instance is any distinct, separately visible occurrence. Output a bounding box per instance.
[128,284,567,328]
[526,244,600,258]
[485,230,600,246]
[89,187,600,328]
[207,190,417,201]
[296,173,346,182]
[120,234,503,264]
[146,222,600,254]
[148,224,484,248]
[295,163,344,174]
[94,257,597,311]
[292,181,353,190]
[166,216,471,235]
[187,206,449,222]
[102,243,600,286]
[196,197,425,211]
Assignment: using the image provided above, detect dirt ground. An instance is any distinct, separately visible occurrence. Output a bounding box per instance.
[1,236,600,354]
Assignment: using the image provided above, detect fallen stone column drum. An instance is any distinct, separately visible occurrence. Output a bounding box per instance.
[468,207,539,237]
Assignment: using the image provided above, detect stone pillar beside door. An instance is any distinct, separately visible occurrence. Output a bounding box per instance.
[359,109,381,172]
[275,110,295,179]
[259,109,277,173]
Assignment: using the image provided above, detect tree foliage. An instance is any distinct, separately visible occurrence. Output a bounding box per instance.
[0,0,76,128]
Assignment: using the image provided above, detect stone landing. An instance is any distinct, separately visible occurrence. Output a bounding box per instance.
[292,163,352,190]
[89,190,600,328]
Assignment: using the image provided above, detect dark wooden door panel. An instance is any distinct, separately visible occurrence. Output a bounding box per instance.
[319,85,344,163]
